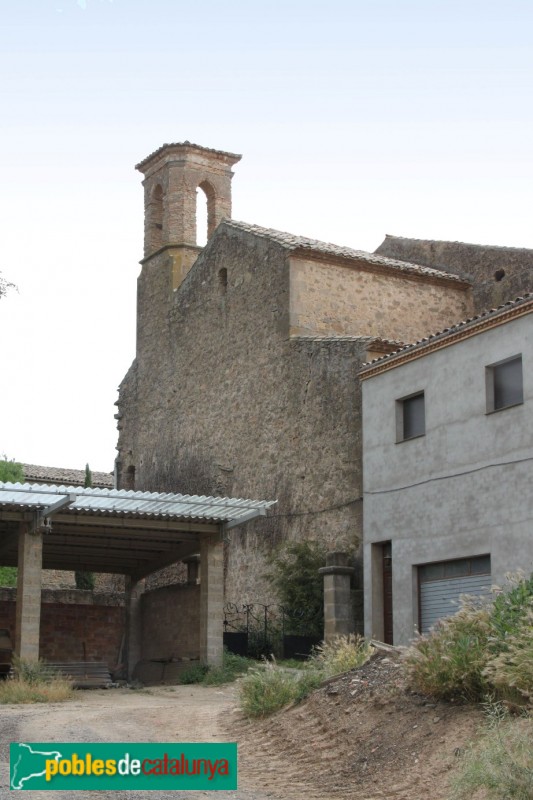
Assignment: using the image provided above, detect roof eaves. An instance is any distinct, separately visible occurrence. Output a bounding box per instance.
[360,294,533,377]
[136,141,242,171]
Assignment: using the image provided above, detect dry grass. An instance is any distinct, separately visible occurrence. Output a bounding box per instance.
[0,676,74,704]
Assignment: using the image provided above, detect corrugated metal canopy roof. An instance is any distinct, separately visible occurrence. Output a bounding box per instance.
[0,482,275,524]
[0,483,276,578]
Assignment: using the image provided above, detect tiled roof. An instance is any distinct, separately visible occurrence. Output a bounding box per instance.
[379,234,533,254]
[224,221,470,284]
[360,294,533,374]
[136,141,242,171]
[21,464,114,489]
[293,334,406,348]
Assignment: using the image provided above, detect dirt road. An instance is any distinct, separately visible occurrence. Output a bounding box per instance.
[0,666,481,799]
[0,683,332,800]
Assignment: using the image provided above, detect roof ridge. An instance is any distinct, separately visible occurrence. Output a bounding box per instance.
[380,234,533,254]
[223,221,470,284]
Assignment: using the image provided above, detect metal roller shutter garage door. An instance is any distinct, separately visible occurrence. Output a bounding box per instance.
[419,556,491,634]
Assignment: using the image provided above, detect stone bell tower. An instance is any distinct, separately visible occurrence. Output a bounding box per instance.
[135,141,242,289]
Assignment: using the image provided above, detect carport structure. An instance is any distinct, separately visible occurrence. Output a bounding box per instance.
[0,482,275,674]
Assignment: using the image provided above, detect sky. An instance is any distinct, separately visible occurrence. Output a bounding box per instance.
[0,0,532,474]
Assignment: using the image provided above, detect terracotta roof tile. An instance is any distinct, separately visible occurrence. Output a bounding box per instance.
[21,464,114,489]
[360,294,533,372]
[224,221,470,284]
[136,141,242,171]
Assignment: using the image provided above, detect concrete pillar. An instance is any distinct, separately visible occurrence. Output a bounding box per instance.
[124,577,145,681]
[199,534,224,667]
[183,554,200,585]
[319,552,355,643]
[14,523,43,662]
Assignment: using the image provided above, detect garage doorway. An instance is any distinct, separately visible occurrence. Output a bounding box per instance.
[418,555,491,634]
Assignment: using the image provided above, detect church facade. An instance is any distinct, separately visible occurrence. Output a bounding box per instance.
[115,141,532,627]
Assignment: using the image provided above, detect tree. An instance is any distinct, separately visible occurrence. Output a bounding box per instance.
[0,456,24,483]
[75,463,95,591]
[0,272,15,300]
[0,457,23,586]
[84,463,92,489]
[268,541,327,638]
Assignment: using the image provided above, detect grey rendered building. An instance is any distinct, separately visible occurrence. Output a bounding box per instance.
[360,295,533,646]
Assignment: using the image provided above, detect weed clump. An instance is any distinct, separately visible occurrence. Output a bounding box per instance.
[404,573,533,703]
[451,702,533,800]
[0,657,74,705]
[309,634,372,679]
[240,658,323,718]
[177,650,253,687]
[240,636,372,718]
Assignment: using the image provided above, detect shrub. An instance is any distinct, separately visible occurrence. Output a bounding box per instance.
[0,566,17,587]
[267,541,326,638]
[177,650,253,686]
[178,664,209,684]
[202,651,253,686]
[451,703,533,799]
[309,634,372,678]
[403,598,492,702]
[0,657,74,705]
[484,609,533,703]
[489,572,533,653]
[0,456,24,483]
[240,658,322,718]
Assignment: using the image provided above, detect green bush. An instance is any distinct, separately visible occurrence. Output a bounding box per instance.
[484,609,533,703]
[489,572,533,653]
[0,457,24,483]
[404,574,533,703]
[202,651,253,686]
[309,634,372,678]
[267,541,326,638]
[0,566,17,587]
[178,664,209,684]
[403,598,492,702]
[451,703,533,799]
[240,657,323,718]
[177,650,253,686]
[75,572,95,590]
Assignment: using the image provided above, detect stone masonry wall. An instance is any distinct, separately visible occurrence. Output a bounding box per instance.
[0,588,124,665]
[116,222,480,617]
[289,256,472,340]
[140,583,200,661]
[375,236,533,313]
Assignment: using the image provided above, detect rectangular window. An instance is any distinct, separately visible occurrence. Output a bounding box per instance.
[397,392,425,441]
[486,355,523,413]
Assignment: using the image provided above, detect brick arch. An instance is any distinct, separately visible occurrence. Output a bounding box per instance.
[150,183,164,252]
[197,179,217,240]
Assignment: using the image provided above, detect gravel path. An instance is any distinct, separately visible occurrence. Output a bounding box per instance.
[0,684,288,800]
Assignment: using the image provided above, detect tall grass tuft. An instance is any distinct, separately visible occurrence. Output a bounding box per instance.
[0,657,74,704]
[240,658,323,718]
[405,575,533,703]
[450,702,533,800]
[483,609,533,703]
[403,598,492,702]
[309,634,372,678]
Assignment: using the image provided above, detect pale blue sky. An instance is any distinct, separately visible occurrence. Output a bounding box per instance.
[1,0,532,472]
